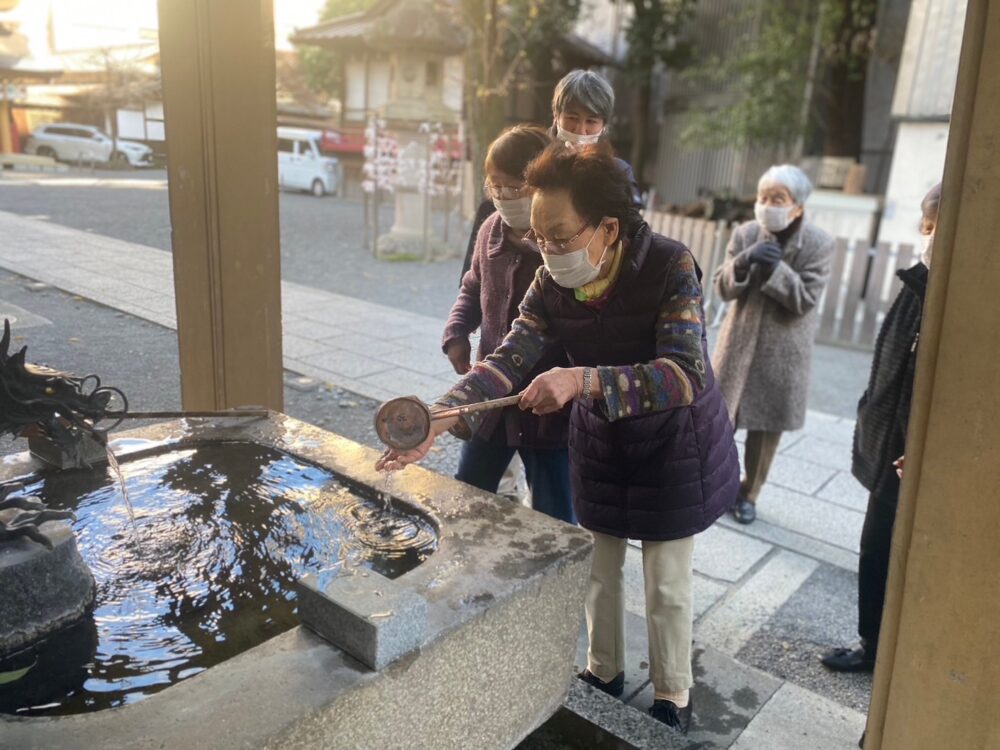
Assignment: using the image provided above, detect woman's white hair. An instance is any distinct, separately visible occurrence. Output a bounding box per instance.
[758,164,813,205]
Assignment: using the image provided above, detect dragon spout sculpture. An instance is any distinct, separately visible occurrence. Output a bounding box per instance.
[0,318,127,463]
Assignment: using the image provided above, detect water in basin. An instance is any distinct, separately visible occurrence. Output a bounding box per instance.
[0,441,438,716]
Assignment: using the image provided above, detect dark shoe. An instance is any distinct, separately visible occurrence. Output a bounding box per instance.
[577,669,625,698]
[649,697,693,734]
[732,498,756,524]
[821,646,875,673]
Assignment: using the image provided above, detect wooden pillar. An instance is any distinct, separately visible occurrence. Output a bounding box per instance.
[866,1,1000,747]
[0,92,12,154]
[157,0,283,411]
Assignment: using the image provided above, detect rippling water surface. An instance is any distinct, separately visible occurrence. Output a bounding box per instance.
[0,442,437,716]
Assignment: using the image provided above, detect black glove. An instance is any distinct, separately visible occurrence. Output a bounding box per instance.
[746,241,783,269]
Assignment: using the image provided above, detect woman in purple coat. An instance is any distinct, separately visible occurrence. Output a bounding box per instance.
[381,145,739,733]
[443,125,574,523]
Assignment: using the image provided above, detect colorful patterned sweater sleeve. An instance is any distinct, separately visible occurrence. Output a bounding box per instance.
[435,267,558,438]
[435,250,707,436]
[596,250,707,421]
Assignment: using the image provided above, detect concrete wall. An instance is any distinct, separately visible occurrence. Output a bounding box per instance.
[860,0,913,194]
[891,0,968,118]
[877,121,948,245]
[572,0,629,60]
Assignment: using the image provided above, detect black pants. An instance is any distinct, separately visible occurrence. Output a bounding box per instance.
[857,474,901,655]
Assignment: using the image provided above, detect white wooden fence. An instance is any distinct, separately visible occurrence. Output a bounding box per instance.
[644,211,918,350]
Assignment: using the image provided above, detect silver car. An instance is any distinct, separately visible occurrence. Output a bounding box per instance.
[24,123,155,168]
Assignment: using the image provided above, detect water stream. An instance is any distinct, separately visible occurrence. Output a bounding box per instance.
[104,448,136,529]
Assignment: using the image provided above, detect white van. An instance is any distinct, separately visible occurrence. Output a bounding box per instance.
[276,127,340,197]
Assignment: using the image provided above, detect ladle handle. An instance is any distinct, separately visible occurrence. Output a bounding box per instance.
[113,410,271,420]
[431,394,523,421]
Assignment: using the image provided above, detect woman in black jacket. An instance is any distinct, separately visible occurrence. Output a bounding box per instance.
[822,183,941,673]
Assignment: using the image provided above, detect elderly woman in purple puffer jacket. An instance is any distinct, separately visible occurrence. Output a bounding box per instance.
[379,144,739,734]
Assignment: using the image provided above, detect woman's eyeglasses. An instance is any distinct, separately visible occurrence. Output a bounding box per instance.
[483,181,527,201]
[523,223,592,255]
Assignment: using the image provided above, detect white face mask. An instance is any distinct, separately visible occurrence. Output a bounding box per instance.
[556,125,603,148]
[493,196,532,231]
[754,201,797,233]
[920,233,934,268]
[541,226,608,288]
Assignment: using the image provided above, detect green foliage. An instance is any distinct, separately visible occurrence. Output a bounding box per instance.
[819,0,878,76]
[680,0,877,152]
[456,0,583,185]
[298,0,377,98]
[681,2,813,150]
[299,46,341,98]
[504,0,583,67]
[622,0,697,85]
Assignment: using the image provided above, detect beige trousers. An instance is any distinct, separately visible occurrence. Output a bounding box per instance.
[585,530,694,693]
[740,430,783,503]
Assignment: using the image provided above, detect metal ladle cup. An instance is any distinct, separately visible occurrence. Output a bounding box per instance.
[374,394,523,452]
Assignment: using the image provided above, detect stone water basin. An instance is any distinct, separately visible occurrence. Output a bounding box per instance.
[0,414,592,749]
[2,441,438,716]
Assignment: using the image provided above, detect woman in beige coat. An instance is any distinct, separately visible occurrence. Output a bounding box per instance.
[712,165,834,524]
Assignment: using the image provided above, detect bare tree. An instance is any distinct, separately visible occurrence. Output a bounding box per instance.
[81,47,160,158]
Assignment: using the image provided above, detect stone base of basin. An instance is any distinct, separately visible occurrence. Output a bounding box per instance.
[0,520,96,656]
[0,414,593,749]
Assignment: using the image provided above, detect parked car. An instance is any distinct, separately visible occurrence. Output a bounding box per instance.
[23,123,154,168]
[277,127,340,197]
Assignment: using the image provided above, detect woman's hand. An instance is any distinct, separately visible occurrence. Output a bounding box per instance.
[373,414,459,472]
[747,240,783,268]
[375,433,436,472]
[894,455,905,479]
[520,368,583,415]
[445,338,471,375]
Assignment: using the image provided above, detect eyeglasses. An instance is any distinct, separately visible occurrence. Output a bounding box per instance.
[523,223,594,255]
[483,181,527,201]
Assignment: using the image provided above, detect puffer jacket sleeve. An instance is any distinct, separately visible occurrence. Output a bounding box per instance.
[596,249,706,421]
[442,219,487,351]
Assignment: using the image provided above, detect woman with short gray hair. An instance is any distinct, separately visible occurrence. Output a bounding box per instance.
[551,70,616,145]
[712,164,834,524]
[549,69,642,206]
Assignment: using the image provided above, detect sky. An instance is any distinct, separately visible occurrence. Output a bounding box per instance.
[5,0,328,54]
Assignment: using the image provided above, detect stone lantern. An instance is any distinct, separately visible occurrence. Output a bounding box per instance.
[292,0,468,257]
